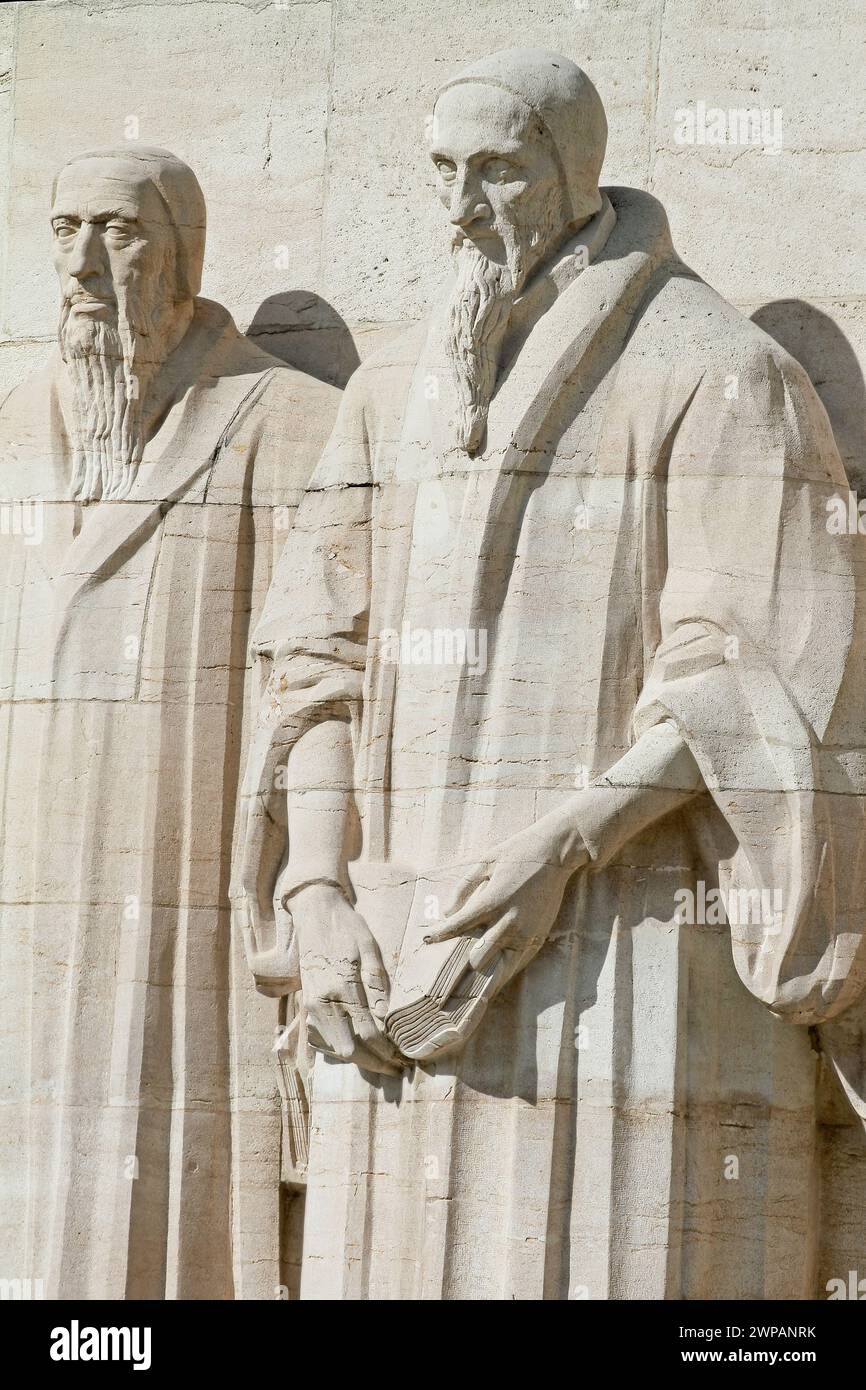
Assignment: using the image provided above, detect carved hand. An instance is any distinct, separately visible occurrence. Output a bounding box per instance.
[424,811,590,989]
[289,882,404,1076]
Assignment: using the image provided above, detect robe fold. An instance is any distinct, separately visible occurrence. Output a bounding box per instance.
[240,187,866,1299]
[0,298,340,1298]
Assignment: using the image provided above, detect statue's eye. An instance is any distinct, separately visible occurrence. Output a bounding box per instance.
[482,158,518,183]
[105,221,135,240]
[53,220,78,241]
[434,159,457,183]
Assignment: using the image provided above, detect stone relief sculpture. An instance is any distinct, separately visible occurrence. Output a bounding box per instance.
[0,147,340,1298]
[234,49,866,1300]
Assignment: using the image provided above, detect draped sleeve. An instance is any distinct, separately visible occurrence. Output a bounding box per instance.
[634,343,866,1026]
[230,367,374,971]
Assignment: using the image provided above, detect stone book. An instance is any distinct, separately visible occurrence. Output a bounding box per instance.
[347,860,500,1060]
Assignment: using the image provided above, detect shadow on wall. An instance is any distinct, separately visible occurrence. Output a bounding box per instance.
[245,291,361,391]
[751,300,866,498]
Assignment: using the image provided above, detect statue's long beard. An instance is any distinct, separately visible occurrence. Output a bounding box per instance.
[445,246,515,456]
[445,189,569,456]
[59,275,171,502]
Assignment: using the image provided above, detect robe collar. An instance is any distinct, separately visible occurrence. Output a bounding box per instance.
[479,186,678,466]
[50,300,277,642]
[501,191,617,366]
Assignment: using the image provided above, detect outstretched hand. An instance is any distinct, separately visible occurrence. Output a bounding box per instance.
[424,816,590,989]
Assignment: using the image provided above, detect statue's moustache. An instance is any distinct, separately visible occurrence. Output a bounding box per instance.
[62,285,116,308]
[451,229,498,254]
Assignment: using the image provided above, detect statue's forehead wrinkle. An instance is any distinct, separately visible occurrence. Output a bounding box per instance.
[51,166,168,222]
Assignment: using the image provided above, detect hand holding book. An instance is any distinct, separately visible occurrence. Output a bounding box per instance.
[282,721,704,1069]
[289,882,404,1075]
[384,809,592,1061]
[424,811,591,972]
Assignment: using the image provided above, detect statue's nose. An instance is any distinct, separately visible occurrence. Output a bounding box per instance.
[449,173,488,229]
[66,223,104,280]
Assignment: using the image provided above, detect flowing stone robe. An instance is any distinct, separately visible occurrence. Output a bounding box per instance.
[0,298,340,1298]
[244,187,866,1300]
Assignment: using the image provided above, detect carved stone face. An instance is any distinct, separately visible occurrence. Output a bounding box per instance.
[50,157,187,501]
[429,82,567,274]
[50,157,177,335]
[430,83,571,456]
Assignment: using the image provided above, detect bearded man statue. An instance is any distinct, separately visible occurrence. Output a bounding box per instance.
[0,147,340,1298]
[235,51,866,1300]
